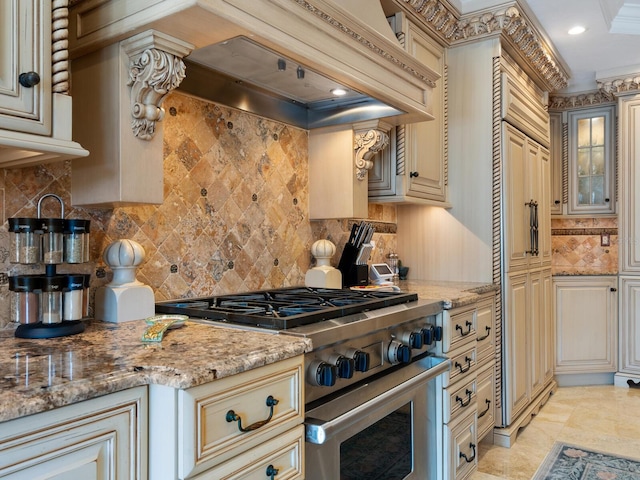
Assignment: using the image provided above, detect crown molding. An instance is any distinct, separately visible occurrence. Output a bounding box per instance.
[597,73,640,95]
[396,0,569,91]
[549,90,616,110]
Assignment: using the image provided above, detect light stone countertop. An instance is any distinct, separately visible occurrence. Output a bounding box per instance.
[0,280,496,423]
[0,319,312,423]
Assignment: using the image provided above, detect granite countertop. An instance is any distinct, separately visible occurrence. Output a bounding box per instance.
[400,279,499,309]
[0,319,312,423]
[0,280,495,424]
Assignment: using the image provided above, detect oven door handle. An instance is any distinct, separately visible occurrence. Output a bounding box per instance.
[305,356,451,445]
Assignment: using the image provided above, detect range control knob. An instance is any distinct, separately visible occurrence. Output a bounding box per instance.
[329,354,355,379]
[434,325,443,342]
[421,325,436,346]
[399,330,424,349]
[308,360,338,387]
[387,341,412,365]
[345,349,370,372]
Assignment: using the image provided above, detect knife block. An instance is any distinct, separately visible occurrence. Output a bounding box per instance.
[337,243,369,287]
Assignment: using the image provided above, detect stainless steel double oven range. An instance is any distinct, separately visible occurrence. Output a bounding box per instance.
[156,287,449,480]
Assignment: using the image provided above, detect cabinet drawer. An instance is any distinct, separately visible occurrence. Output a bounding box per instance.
[443,376,477,424]
[192,425,304,480]
[442,306,477,353]
[501,72,549,146]
[476,296,496,363]
[476,362,496,442]
[444,409,478,480]
[179,357,303,478]
[443,344,477,388]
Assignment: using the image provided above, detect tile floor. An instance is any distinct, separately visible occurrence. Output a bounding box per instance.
[471,385,640,479]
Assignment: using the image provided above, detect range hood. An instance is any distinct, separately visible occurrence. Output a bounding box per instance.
[179,36,406,129]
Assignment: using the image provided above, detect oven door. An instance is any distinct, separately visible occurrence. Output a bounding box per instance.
[305,355,450,480]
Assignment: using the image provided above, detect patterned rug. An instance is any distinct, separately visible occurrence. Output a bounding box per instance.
[533,442,640,479]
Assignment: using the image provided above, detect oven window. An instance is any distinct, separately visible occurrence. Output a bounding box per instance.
[339,403,412,480]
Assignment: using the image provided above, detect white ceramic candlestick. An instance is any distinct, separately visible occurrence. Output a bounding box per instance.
[305,239,342,289]
[95,239,155,322]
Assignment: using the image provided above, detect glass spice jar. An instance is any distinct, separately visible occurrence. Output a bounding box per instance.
[39,276,65,324]
[63,275,85,321]
[40,218,65,264]
[8,218,42,264]
[9,275,41,324]
[63,219,90,263]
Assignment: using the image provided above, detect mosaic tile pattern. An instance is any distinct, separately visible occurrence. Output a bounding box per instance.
[551,217,618,275]
[0,92,397,327]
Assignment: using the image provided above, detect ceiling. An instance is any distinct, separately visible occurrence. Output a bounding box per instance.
[460,0,640,93]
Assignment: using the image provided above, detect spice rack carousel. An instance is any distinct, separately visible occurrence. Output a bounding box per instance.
[8,194,91,339]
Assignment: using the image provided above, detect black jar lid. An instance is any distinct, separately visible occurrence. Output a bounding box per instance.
[8,275,42,292]
[65,274,86,291]
[64,219,90,234]
[39,218,65,234]
[8,217,41,234]
[40,275,66,292]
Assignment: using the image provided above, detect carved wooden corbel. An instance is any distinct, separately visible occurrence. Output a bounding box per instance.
[121,31,193,140]
[354,126,390,181]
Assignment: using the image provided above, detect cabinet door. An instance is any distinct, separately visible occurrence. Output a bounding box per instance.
[554,276,617,373]
[529,270,546,400]
[503,272,530,423]
[0,0,51,135]
[619,276,640,375]
[0,387,147,480]
[537,146,552,266]
[404,24,446,202]
[504,123,530,272]
[619,95,640,273]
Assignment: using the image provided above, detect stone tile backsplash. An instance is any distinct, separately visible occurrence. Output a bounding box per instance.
[551,217,618,275]
[0,92,397,327]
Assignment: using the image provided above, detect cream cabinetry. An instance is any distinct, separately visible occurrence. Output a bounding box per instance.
[369,12,448,206]
[432,293,496,480]
[0,0,87,166]
[553,276,617,384]
[549,112,564,215]
[0,387,147,479]
[617,93,640,387]
[149,356,304,480]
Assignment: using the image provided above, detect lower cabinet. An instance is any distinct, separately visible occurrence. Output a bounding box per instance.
[432,292,496,480]
[0,387,147,480]
[149,355,305,480]
[616,276,640,386]
[554,276,617,385]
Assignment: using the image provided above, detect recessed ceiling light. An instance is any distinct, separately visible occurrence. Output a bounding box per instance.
[568,26,586,35]
[331,88,348,96]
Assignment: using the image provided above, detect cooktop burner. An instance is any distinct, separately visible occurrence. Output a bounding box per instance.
[155,287,418,330]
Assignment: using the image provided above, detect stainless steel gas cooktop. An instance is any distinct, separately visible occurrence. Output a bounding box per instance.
[154,286,418,330]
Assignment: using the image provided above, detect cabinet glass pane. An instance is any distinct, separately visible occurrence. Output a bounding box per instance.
[591,176,604,204]
[592,146,605,174]
[578,177,590,204]
[577,149,590,176]
[577,118,591,147]
[591,116,605,145]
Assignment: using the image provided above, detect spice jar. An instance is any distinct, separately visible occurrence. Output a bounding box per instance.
[9,275,41,324]
[39,276,65,324]
[8,218,41,264]
[64,219,90,263]
[63,275,85,321]
[40,218,65,264]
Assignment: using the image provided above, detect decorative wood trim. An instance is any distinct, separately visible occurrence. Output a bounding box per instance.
[443,62,449,187]
[562,121,568,206]
[354,128,390,180]
[396,125,406,175]
[399,0,569,91]
[491,55,503,421]
[294,0,437,88]
[52,0,70,94]
[121,31,193,140]
[549,91,616,110]
[598,73,640,95]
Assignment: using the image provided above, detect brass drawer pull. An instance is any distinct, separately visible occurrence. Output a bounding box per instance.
[226,395,279,433]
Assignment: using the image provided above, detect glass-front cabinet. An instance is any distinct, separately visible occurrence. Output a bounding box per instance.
[567,106,616,215]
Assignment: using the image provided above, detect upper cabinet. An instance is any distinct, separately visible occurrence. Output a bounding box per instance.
[0,0,87,167]
[548,104,616,216]
[369,12,449,206]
